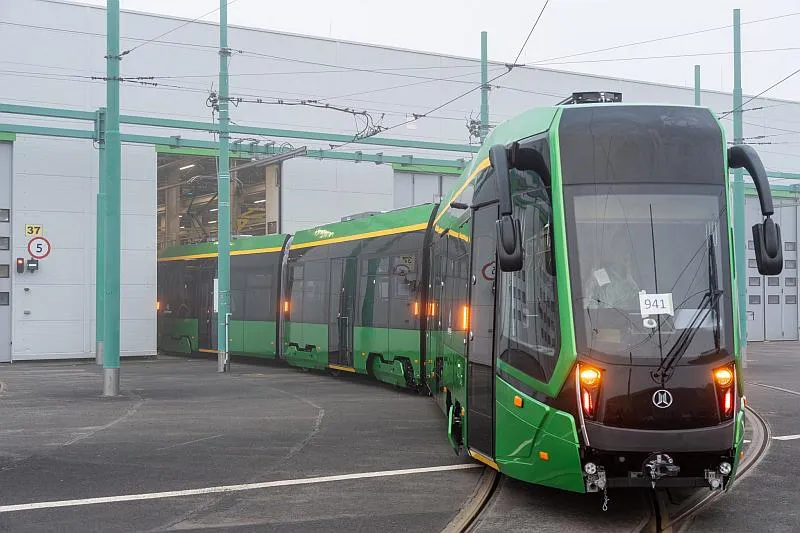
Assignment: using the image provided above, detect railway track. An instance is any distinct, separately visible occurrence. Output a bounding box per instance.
[443,407,770,533]
[650,407,771,533]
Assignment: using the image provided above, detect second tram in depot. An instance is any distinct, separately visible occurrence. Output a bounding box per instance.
[158,92,783,496]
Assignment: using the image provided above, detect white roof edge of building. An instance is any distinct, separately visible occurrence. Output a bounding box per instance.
[36,0,800,106]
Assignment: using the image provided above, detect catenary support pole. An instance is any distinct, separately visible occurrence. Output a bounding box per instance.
[694,65,701,106]
[217,0,232,373]
[480,31,489,143]
[733,8,748,366]
[103,0,121,395]
[95,108,106,366]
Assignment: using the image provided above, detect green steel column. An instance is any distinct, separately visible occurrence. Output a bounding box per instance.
[95,107,106,366]
[103,0,122,395]
[694,65,701,106]
[733,8,748,361]
[480,31,489,143]
[217,0,232,373]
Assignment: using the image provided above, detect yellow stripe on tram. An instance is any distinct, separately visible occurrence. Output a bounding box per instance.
[468,448,499,471]
[157,246,284,262]
[198,348,218,354]
[433,157,490,227]
[328,364,357,373]
[291,223,428,250]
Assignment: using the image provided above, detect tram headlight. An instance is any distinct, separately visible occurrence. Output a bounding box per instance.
[714,368,734,387]
[713,364,736,421]
[719,462,732,475]
[580,368,601,387]
[577,364,602,419]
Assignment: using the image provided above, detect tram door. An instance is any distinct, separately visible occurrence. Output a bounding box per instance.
[329,257,356,367]
[466,206,498,457]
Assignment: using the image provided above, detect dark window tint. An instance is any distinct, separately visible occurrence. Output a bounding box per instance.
[768,295,780,304]
[749,277,761,287]
[0,292,7,305]
[786,260,797,269]
[389,254,419,330]
[287,264,304,321]
[231,253,279,321]
[787,295,797,304]
[0,209,8,222]
[748,259,758,269]
[498,173,558,383]
[0,264,8,278]
[749,295,761,305]
[359,257,389,328]
[786,241,797,251]
[0,236,8,250]
[768,277,780,286]
[786,277,797,287]
[302,261,328,324]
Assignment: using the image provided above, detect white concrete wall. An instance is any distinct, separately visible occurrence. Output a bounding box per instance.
[9,136,155,360]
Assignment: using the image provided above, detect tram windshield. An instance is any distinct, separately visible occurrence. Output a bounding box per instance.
[564,184,733,364]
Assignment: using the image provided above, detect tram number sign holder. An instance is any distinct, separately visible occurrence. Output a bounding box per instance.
[28,236,52,259]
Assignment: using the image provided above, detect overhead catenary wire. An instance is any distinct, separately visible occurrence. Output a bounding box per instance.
[719,66,800,119]
[327,0,552,151]
[529,10,800,64]
[121,0,241,57]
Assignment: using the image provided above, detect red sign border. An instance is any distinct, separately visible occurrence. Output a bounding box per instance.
[28,236,52,259]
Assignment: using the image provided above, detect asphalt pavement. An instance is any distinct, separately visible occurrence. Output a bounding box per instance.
[0,356,480,533]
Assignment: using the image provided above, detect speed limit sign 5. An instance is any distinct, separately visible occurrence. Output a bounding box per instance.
[28,236,52,259]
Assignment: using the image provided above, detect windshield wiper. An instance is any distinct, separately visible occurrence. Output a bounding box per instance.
[651,234,722,384]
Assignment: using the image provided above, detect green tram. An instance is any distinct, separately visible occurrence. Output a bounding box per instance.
[158,96,783,495]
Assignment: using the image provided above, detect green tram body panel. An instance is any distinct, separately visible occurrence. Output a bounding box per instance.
[156,102,759,496]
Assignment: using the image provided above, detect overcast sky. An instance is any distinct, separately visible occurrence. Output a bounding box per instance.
[78,0,800,100]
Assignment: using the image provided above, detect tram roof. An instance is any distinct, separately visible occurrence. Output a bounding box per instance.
[158,233,289,261]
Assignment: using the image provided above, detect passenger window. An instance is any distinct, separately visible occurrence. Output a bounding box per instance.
[497,171,558,383]
[358,257,389,328]
[389,254,419,329]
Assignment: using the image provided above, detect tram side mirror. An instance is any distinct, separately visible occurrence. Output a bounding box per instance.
[490,144,523,271]
[753,219,782,275]
[729,144,783,275]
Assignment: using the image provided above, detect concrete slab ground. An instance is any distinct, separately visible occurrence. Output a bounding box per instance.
[0,356,481,532]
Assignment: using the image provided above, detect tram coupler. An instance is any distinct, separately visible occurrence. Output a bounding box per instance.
[644,453,680,487]
[583,462,607,493]
[704,469,725,490]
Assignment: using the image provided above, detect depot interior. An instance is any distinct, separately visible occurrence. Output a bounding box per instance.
[156,154,281,250]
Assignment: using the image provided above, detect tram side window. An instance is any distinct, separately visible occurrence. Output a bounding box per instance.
[302,261,329,324]
[497,176,559,383]
[359,256,390,328]
[389,254,419,329]
[287,264,303,321]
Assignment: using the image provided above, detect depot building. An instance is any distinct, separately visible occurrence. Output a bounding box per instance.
[1,0,799,362]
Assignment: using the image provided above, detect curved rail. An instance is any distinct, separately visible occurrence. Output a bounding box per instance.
[441,467,500,533]
[652,406,771,532]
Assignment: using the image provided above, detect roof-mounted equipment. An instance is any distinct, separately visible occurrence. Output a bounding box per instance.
[557,91,622,105]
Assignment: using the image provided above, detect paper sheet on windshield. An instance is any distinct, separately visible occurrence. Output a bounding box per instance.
[639,291,674,318]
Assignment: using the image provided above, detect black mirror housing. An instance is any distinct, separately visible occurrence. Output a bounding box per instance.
[497,215,523,272]
[753,218,783,276]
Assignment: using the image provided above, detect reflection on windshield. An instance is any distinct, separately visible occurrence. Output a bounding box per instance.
[568,188,731,362]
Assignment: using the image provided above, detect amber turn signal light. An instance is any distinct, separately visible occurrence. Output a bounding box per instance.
[580,367,601,387]
[714,368,734,387]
